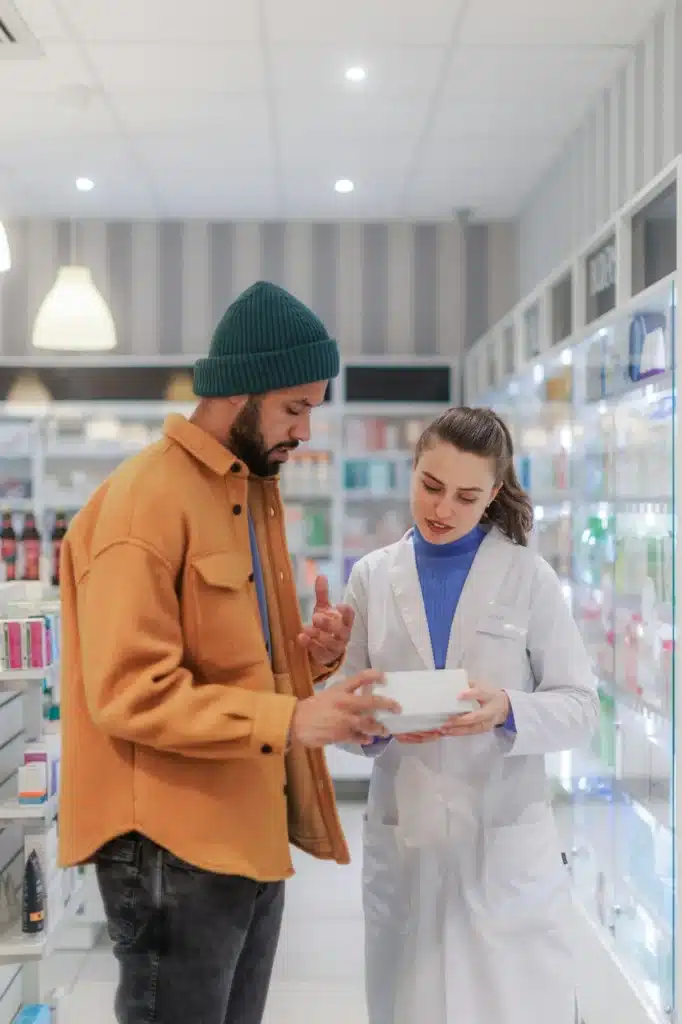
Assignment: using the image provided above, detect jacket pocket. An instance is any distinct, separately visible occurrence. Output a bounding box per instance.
[189,552,263,673]
[483,817,571,933]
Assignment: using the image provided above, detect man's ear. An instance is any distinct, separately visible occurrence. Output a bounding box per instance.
[227,395,249,412]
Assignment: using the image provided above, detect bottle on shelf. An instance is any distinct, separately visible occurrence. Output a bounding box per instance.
[51,511,68,587]
[21,512,42,581]
[22,848,46,935]
[0,511,17,582]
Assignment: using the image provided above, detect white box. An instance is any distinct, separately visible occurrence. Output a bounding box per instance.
[375,669,477,734]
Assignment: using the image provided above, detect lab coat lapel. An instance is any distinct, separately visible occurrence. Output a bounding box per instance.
[445,527,517,669]
[388,533,435,669]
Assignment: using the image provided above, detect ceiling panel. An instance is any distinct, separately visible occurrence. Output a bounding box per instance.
[110,93,271,135]
[134,132,274,173]
[441,45,627,102]
[56,0,260,43]
[153,170,280,218]
[86,43,266,93]
[264,0,465,45]
[276,94,430,139]
[417,135,561,176]
[0,92,116,137]
[269,44,444,95]
[429,96,587,142]
[13,0,70,42]
[278,137,415,174]
[460,0,662,45]
[0,41,93,91]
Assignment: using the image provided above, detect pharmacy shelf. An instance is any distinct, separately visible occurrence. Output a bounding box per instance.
[0,922,46,965]
[0,668,55,691]
[0,799,57,825]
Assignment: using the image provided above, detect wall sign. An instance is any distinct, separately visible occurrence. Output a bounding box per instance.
[585,235,616,323]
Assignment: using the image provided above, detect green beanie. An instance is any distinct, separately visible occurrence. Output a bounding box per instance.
[193,281,340,397]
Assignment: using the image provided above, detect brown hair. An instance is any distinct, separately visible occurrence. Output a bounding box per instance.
[414,406,534,546]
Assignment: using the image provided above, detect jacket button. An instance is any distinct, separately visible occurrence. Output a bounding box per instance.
[283,784,288,797]
[230,463,241,473]
[261,744,273,755]
[248,572,255,583]
[233,504,242,515]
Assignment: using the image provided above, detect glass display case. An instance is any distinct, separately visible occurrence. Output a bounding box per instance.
[567,278,676,1017]
[500,278,677,1019]
[465,164,679,1024]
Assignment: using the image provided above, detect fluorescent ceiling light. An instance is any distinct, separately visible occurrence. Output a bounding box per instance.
[0,222,10,273]
[32,266,117,351]
[334,179,355,194]
[76,177,94,192]
[345,66,366,82]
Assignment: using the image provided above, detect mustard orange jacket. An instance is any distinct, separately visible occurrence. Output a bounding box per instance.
[58,414,349,880]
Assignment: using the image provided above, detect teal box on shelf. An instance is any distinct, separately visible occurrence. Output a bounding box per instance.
[13,1007,51,1024]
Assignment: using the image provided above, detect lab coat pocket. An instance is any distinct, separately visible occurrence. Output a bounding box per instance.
[474,604,530,689]
[483,817,570,934]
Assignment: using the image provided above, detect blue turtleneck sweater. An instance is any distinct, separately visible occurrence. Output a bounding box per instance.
[413,524,485,670]
[368,524,515,746]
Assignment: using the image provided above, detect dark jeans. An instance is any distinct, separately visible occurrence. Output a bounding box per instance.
[95,832,285,1024]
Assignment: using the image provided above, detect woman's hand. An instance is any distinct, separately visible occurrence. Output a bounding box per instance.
[439,684,511,737]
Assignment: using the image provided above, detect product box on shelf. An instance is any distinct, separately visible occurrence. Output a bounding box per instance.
[12,1007,51,1024]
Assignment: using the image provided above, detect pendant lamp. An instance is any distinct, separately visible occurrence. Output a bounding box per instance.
[32,265,117,351]
[0,223,10,273]
[6,372,52,408]
[164,372,195,402]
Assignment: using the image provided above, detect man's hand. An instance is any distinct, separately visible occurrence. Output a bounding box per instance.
[438,685,510,737]
[290,671,402,748]
[298,576,355,667]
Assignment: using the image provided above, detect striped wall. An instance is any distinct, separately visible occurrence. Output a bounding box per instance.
[518,0,682,295]
[0,219,516,361]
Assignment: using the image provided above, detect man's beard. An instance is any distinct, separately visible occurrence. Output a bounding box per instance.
[228,397,298,478]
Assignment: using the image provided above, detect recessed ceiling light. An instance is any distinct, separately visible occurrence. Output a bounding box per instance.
[334,179,355,194]
[345,66,366,83]
[76,177,94,192]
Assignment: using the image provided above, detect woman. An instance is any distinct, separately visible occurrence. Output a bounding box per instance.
[340,407,597,1024]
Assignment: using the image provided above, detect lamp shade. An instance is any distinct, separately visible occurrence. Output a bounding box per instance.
[6,372,52,407]
[32,265,117,351]
[164,372,195,402]
[0,223,10,273]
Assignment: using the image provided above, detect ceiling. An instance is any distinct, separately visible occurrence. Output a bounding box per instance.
[0,0,665,221]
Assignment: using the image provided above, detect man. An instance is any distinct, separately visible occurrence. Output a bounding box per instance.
[58,281,398,1024]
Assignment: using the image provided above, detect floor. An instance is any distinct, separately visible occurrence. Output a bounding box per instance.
[46,804,368,1023]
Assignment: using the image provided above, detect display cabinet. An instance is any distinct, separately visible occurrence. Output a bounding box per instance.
[465,159,679,1024]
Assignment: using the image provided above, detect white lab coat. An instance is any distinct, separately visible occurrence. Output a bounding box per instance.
[339,527,598,1024]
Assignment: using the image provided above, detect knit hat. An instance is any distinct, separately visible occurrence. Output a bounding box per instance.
[193,281,340,397]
